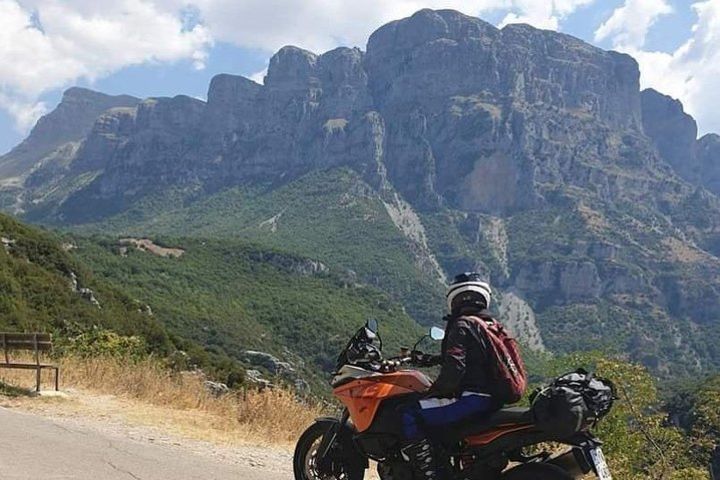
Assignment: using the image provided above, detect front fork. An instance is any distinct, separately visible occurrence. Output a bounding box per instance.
[316,409,351,472]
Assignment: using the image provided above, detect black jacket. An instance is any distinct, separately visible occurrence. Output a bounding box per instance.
[428,312,494,398]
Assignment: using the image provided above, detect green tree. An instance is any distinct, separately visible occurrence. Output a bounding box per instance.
[540,352,709,479]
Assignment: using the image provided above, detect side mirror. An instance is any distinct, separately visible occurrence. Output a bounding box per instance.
[365,319,378,339]
[430,327,445,341]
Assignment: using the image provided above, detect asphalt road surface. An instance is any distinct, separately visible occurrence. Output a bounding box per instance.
[0,407,293,479]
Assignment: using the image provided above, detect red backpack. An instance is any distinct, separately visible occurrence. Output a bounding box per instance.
[462,315,528,404]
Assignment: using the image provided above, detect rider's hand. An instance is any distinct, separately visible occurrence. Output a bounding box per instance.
[413,351,441,367]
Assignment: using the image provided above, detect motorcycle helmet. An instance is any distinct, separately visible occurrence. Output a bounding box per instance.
[446,272,492,314]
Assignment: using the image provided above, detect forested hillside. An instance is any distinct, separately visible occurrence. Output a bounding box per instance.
[0,214,169,349]
[0,211,422,390]
[74,234,422,391]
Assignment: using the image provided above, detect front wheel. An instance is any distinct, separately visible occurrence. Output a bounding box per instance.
[502,463,575,479]
[293,421,365,480]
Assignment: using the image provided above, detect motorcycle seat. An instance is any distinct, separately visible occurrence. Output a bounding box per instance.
[442,407,533,440]
[483,407,533,427]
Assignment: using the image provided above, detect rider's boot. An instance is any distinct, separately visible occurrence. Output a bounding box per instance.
[401,439,447,480]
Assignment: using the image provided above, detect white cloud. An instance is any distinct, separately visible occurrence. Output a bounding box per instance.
[0,94,47,133]
[193,1,497,53]
[594,0,672,49]
[249,67,268,86]
[0,0,210,132]
[500,0,595,30]
[194,0,595,53]
[598,0,720,135]
[0,0,597,134]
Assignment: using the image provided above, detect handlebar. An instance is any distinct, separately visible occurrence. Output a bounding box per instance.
[338,322,445,374]
[378,357,411,372]
[343,336,437,373]
[377,351,437,372]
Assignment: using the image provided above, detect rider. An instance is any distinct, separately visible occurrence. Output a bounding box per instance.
[400,272,505,480]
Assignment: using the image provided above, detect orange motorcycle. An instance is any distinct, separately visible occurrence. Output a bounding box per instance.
[294,320,614,480]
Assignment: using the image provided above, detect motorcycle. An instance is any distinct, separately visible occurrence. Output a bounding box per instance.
[294,319,614,480]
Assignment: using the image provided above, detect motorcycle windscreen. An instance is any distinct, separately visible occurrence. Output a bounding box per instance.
[333,371,431,432]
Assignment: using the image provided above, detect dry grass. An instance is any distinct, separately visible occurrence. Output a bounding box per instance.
[0,355,323,446]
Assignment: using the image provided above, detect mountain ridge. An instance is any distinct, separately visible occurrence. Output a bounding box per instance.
[2,8,720,376]
[0,88,140,181]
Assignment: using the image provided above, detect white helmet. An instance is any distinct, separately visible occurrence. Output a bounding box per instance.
[446,272,492,313]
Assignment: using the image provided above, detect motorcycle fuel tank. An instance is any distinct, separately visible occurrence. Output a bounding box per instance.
[333,370,432,432]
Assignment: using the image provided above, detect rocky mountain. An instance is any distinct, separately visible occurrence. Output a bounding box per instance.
[0,88,139,181]
[2,8,720,376]
[0,88,139,213]
[641,88,720,196]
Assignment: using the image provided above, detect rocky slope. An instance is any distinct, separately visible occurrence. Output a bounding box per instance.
[2,9,720,375]
[0,88,139,214]
[0,88,139,181]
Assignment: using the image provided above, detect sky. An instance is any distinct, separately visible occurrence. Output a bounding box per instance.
[0,0,717,155]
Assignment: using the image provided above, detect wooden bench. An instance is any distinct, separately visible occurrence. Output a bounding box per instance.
[0,333,59,392]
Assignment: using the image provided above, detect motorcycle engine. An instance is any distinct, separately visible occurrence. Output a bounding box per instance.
[378,460,414,480]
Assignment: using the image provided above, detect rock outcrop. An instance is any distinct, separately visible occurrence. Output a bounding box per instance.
[497,291,545,351]
[243,350,308,392]
[641,88,720,197]
[697,134,720,194]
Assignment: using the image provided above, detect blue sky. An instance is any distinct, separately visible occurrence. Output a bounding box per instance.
[1,0,717,155]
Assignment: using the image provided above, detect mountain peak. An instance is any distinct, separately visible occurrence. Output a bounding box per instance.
[642,88,689,114]
[700,133,720,144]
[266,46,319,87]
[0,88,140,179]
[62,86,104,99]
[367,8,497,56]
[61,86,139,106]
[207,73,262,105]
[641,87,699,180]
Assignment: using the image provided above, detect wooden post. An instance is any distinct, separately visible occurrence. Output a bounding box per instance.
[1,334,7,364]
[51,334,58,391]
[33,333,40,392]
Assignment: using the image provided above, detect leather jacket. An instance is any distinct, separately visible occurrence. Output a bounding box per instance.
[427,311,494,398]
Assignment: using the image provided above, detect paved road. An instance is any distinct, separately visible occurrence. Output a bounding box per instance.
[0,407,293,479]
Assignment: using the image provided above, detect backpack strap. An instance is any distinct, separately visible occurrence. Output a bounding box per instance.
[457,315,495,353]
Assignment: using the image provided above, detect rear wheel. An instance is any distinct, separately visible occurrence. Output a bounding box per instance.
[502,463,574,479]
[293,422,365,480]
